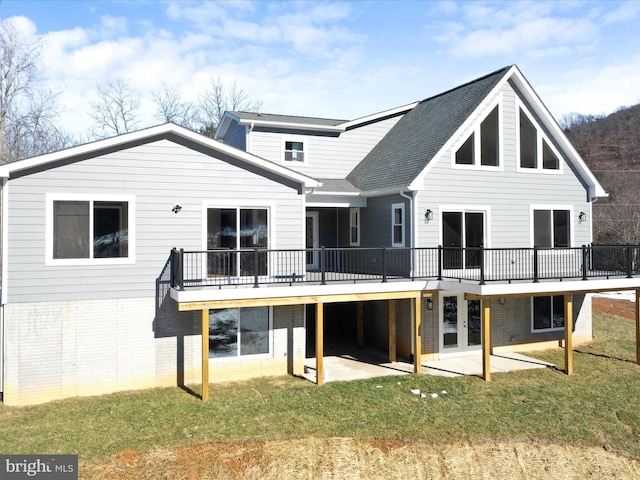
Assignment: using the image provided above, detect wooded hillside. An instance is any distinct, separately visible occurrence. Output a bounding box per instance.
[563,105,640,244]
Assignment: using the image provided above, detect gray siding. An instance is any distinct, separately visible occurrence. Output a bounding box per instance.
[6,139,305,303]
[361,195,410,248]
[222,120,247,151]
[248,116,403,180]
[416,82,592,249]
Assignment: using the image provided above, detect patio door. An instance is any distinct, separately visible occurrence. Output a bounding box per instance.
[306,212,319,269]
[440,292,482,355]
[442,211,484,269]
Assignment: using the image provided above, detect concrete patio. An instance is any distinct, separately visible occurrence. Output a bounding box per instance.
[302,345,554,383]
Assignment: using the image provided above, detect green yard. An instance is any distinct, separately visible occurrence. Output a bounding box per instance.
[1,311,639,473]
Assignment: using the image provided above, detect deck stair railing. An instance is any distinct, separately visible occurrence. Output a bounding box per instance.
[168,244,640,290]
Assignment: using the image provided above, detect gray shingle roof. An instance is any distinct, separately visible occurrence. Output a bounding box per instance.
[230,111,347,127]
[314,178,361,193]
[346,66,511,192]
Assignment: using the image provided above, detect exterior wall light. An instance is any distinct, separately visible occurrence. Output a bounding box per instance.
[426,298,434,310]
[425,209,433,221]
[578,211,586,223]
[172,204,182,214]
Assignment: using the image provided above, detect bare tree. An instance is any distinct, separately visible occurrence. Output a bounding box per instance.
[151,83,200,131]
[0,18,41,163]
[2,89,75,162]
[199,77,262,137]
[89,77,141,138]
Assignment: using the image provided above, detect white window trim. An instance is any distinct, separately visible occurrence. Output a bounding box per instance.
[451,99,504,171]
[531,296,565,333]
[350,207,360,246]
[202,200,275,251]
[391,203,405,247]
[516,101,564,174]
[529,205,574,248]
[208,306,274,363]
[45,193,136,266]
[281,135,307,164]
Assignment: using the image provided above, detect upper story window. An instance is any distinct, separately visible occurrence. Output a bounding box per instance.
[455,105,500,167]
[533,208,570,248]
[519,107,561,171]
[284,140,304,162]
[350,208,360,246]
[391,203,405,247]
[47,194,134,265]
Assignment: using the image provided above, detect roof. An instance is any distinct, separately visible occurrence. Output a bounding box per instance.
[0,123,321,189]
[313,178,361,193]
[346,66,511,192]
[230,111,347,127]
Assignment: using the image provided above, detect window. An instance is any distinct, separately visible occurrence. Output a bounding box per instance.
[519,107,561,170]
[532,296,564,331]
[442,211,485,269]
[455,105,500,167]
[533,209,570,248]
[350,208,360,246]
[209,307,271,358]
[391,203,405,247]
[51,198,130,261]
[284,141,304,162]
[207,207,269,276]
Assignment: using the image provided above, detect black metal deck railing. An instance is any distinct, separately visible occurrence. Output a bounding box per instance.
[167,244,640,290]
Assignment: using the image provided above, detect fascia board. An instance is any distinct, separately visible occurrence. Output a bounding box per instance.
[340,102,419,129]
[237,119,345,133]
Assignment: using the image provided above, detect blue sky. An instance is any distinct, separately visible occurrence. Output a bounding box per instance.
[2,0,640,136]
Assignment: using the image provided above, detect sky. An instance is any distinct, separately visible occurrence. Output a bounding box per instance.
[1,0,640,137]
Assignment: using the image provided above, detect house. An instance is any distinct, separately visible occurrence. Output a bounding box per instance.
[1,65,639,406]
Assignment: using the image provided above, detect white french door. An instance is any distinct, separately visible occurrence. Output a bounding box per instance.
[439,292,482,356]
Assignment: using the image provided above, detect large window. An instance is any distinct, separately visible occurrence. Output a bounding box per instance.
[209,307,271,358]
[284,140,304,162]
[519,107,561,171]
[533,209,570,248]
[207,207,269,276]
[52,199,129,260]
[532,296,564,331]
[455,105,500,167]
[391,203,405,247]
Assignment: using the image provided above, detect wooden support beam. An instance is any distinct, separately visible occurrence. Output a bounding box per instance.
[201,309,210,402]
[564,294,573,376]
[635,289,640,365]
[389,299,397,362]
[357,302,364,349]
[316,302,324,386]
[413,295,421,373]
[482,299,491,382]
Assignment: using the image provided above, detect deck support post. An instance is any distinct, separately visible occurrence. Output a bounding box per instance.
[564,294,573,376]
[201,308,209,402]
[482,299,491,382]
[357,302,364,349]
[413,295,421,373]
[316,301,324,386]
[636,289,640,365]
[389,299,397,362]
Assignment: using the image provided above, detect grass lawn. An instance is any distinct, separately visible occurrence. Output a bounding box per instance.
[1,310,640,466]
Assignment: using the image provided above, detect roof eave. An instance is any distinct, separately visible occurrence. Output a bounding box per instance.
[237,119,345,133]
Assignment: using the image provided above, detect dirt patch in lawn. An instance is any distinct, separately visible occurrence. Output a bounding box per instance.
[83,438,640,479]
[81,297,639,479]
[593,296,635,321]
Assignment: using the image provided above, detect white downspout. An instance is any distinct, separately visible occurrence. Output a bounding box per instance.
[399,189,416,357]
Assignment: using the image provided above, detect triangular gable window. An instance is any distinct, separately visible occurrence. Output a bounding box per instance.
[455,105,500,167]
[518,107,561,171]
